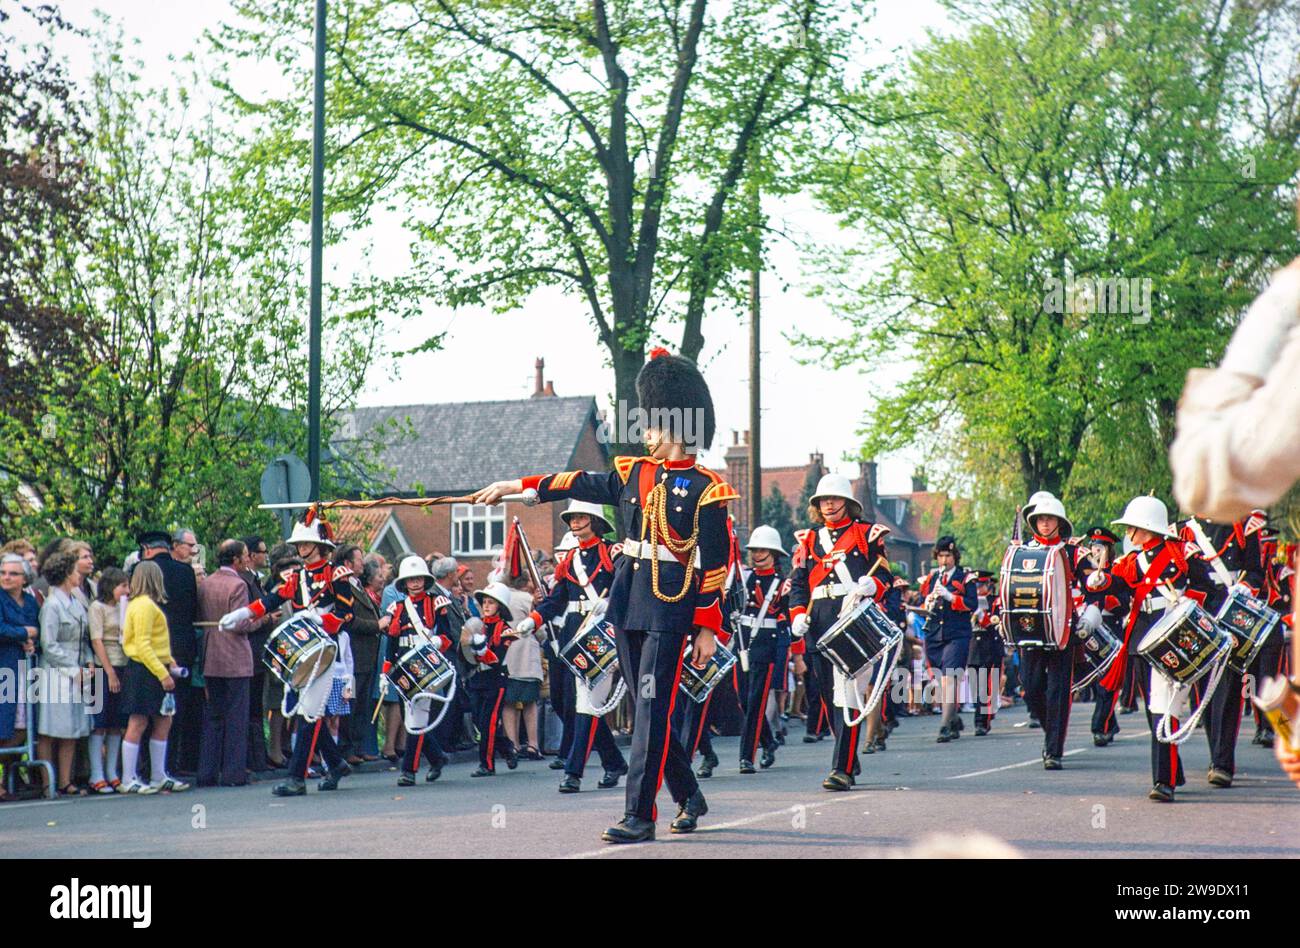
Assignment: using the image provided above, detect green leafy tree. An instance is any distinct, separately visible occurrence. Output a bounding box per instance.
[213,0,882,450]
[0,47,383,562]
[805,0,1300,537]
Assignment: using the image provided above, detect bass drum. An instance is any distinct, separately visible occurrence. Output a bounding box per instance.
[998,543,1069,650]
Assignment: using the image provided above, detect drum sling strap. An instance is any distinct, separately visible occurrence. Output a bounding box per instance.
[404,594,436,647]
[811,526,862,602]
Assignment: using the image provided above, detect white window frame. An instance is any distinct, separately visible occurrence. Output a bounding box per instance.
[451,503,506,556]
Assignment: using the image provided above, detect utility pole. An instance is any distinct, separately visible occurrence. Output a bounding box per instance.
[306,0,326,501]
[747,185,762,534]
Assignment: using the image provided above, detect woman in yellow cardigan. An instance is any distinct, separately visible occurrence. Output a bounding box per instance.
[120,561,189,794]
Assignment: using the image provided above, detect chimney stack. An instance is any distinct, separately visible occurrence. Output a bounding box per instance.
[532,358,545,397]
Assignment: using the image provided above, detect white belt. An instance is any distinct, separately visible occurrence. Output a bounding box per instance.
[1141,595,1174,614]
[738,615,779,629]
[563,599,600,617]
[620,539,701,567]
[811,583,850,601]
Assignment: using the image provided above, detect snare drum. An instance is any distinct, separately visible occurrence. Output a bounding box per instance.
[679,640,737,704]
[558,611,620,687]
[1137,598,1233,688]
[263,613,336,690]
[816,598,902,679]
[998,544,1070,650]
[385,642,455,706]
[1215,589,1280,674]
[1073,618,1121,691]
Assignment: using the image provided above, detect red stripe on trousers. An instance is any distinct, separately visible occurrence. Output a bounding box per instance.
[750,666,774,760]
[485,688,505,772]
[583,717,598,767]
[692,692,713,758]
[303,720,323,779]
[651,653,688,822]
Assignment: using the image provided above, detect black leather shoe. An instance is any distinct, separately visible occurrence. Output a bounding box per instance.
[1043,757,1062,771]
[697,755,716,779]
[602,817,656,844]
[936,726,953,743]
[760,747,776,768]
[397,772,415,787]
[974,724,990,736]
[470,766,494,777]
[1208,767,1232,788]
[1028,716,1042,729]
[803,733,819,743]
[1093,733,1108,747]
[822,770,852,791]
[272,777,306,797]
[598,762,627,789]
[425,764,443,783]
[670,790,708,833]
[318,768,344,791]
[549,758,566,770]
[1149,783,1174,802]
[739,759,757,774]
[505,747,519,770]
[1259,730,1275,748]
[558,775,581,793]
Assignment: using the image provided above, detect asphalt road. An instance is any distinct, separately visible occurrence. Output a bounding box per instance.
[3,703,1295,858]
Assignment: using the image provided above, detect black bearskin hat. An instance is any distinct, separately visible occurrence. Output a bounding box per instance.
[636,347,716,451]
[933,534,960,563]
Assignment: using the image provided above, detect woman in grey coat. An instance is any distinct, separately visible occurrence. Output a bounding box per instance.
[37,550,93,794]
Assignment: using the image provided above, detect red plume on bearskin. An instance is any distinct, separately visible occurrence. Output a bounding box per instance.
[648,346,671,360]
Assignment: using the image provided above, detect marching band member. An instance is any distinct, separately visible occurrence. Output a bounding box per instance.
[471,349,734,843]
[544,531,579,771]
[734,525,791,774]
[1013,495,1076,770]
[462,581,519,777]
[219,517,355,797]
[1178,511,1267,787]
[384,555,455,787]
[788,473,896,791]
[517,501,628,793]
[1078,527,1129,746]
[1101,496,1222,802]
[920,536,977,743]
[967,570,1003,736]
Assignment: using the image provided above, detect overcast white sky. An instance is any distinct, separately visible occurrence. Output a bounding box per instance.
[41,0,952,493]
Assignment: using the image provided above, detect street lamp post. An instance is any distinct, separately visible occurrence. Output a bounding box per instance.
[307,0,326,502]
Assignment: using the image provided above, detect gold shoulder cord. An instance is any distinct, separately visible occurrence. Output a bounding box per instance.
[640,481,701,603]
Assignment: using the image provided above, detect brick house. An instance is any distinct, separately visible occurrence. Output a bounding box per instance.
[722,432,960,580]
[331,360,610,587]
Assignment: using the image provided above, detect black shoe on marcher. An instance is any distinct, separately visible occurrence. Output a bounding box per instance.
[803,733,820,744]
[697,755,716,779]
[558,775,581,793]
[1093,733,1108,747]
[318,768,345,791]
[936,726,953,744]
[470,766,494,777]
[602,817,656,844]
[739,759,757,774]
[397,772,415,787]
[1260,730,1275,749]
[1043,757,1063,771]
[549,758,566,770]
[760,747,777,768]
[1028,716,1041,729]
[598,762,628,789]
[822,770,852,792]
[272,777,306,797]
[1149,783,1174,802]
[425,764,443,783]
[1208,767,1233,788]
[974,724,990,737]
[670,790,709,833]
[505,747,519,770]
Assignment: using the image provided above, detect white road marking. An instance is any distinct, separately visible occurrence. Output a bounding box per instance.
[948,728,1151,780]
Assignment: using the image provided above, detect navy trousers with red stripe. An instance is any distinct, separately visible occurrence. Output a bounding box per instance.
[740,661,778,762]
[681,692,715,760]
[401,725,450,777]
[809,652,861,774]
[288,717,345,779]
[1195,666,1245,775]
[549,654,577,759]
[803,656,831,737]
[1021,648,1073,759]
[617,629,698,822]
[1138,663,1184,787]
[471,684,511,772]
[1091,683,1120,737]
[565,711,626,778]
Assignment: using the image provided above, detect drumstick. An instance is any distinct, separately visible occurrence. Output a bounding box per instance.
[371,695,385,724]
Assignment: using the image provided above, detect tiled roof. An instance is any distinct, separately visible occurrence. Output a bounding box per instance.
[335,396,605,494]
[331,508,392,548]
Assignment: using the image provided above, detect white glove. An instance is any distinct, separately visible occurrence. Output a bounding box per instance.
[1228,582,1254,599]
[935,584,955,602]
[1087,570,1106,589]
[516,616,537,635]
[218,606,252,631]
[791,613,810,639]
[856,576,879,598]
[591,598,608,621]
[1220,263,1300,380]
[1080,604,1103,632]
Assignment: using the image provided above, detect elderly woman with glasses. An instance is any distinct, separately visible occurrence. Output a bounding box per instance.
[0,553,39,796]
